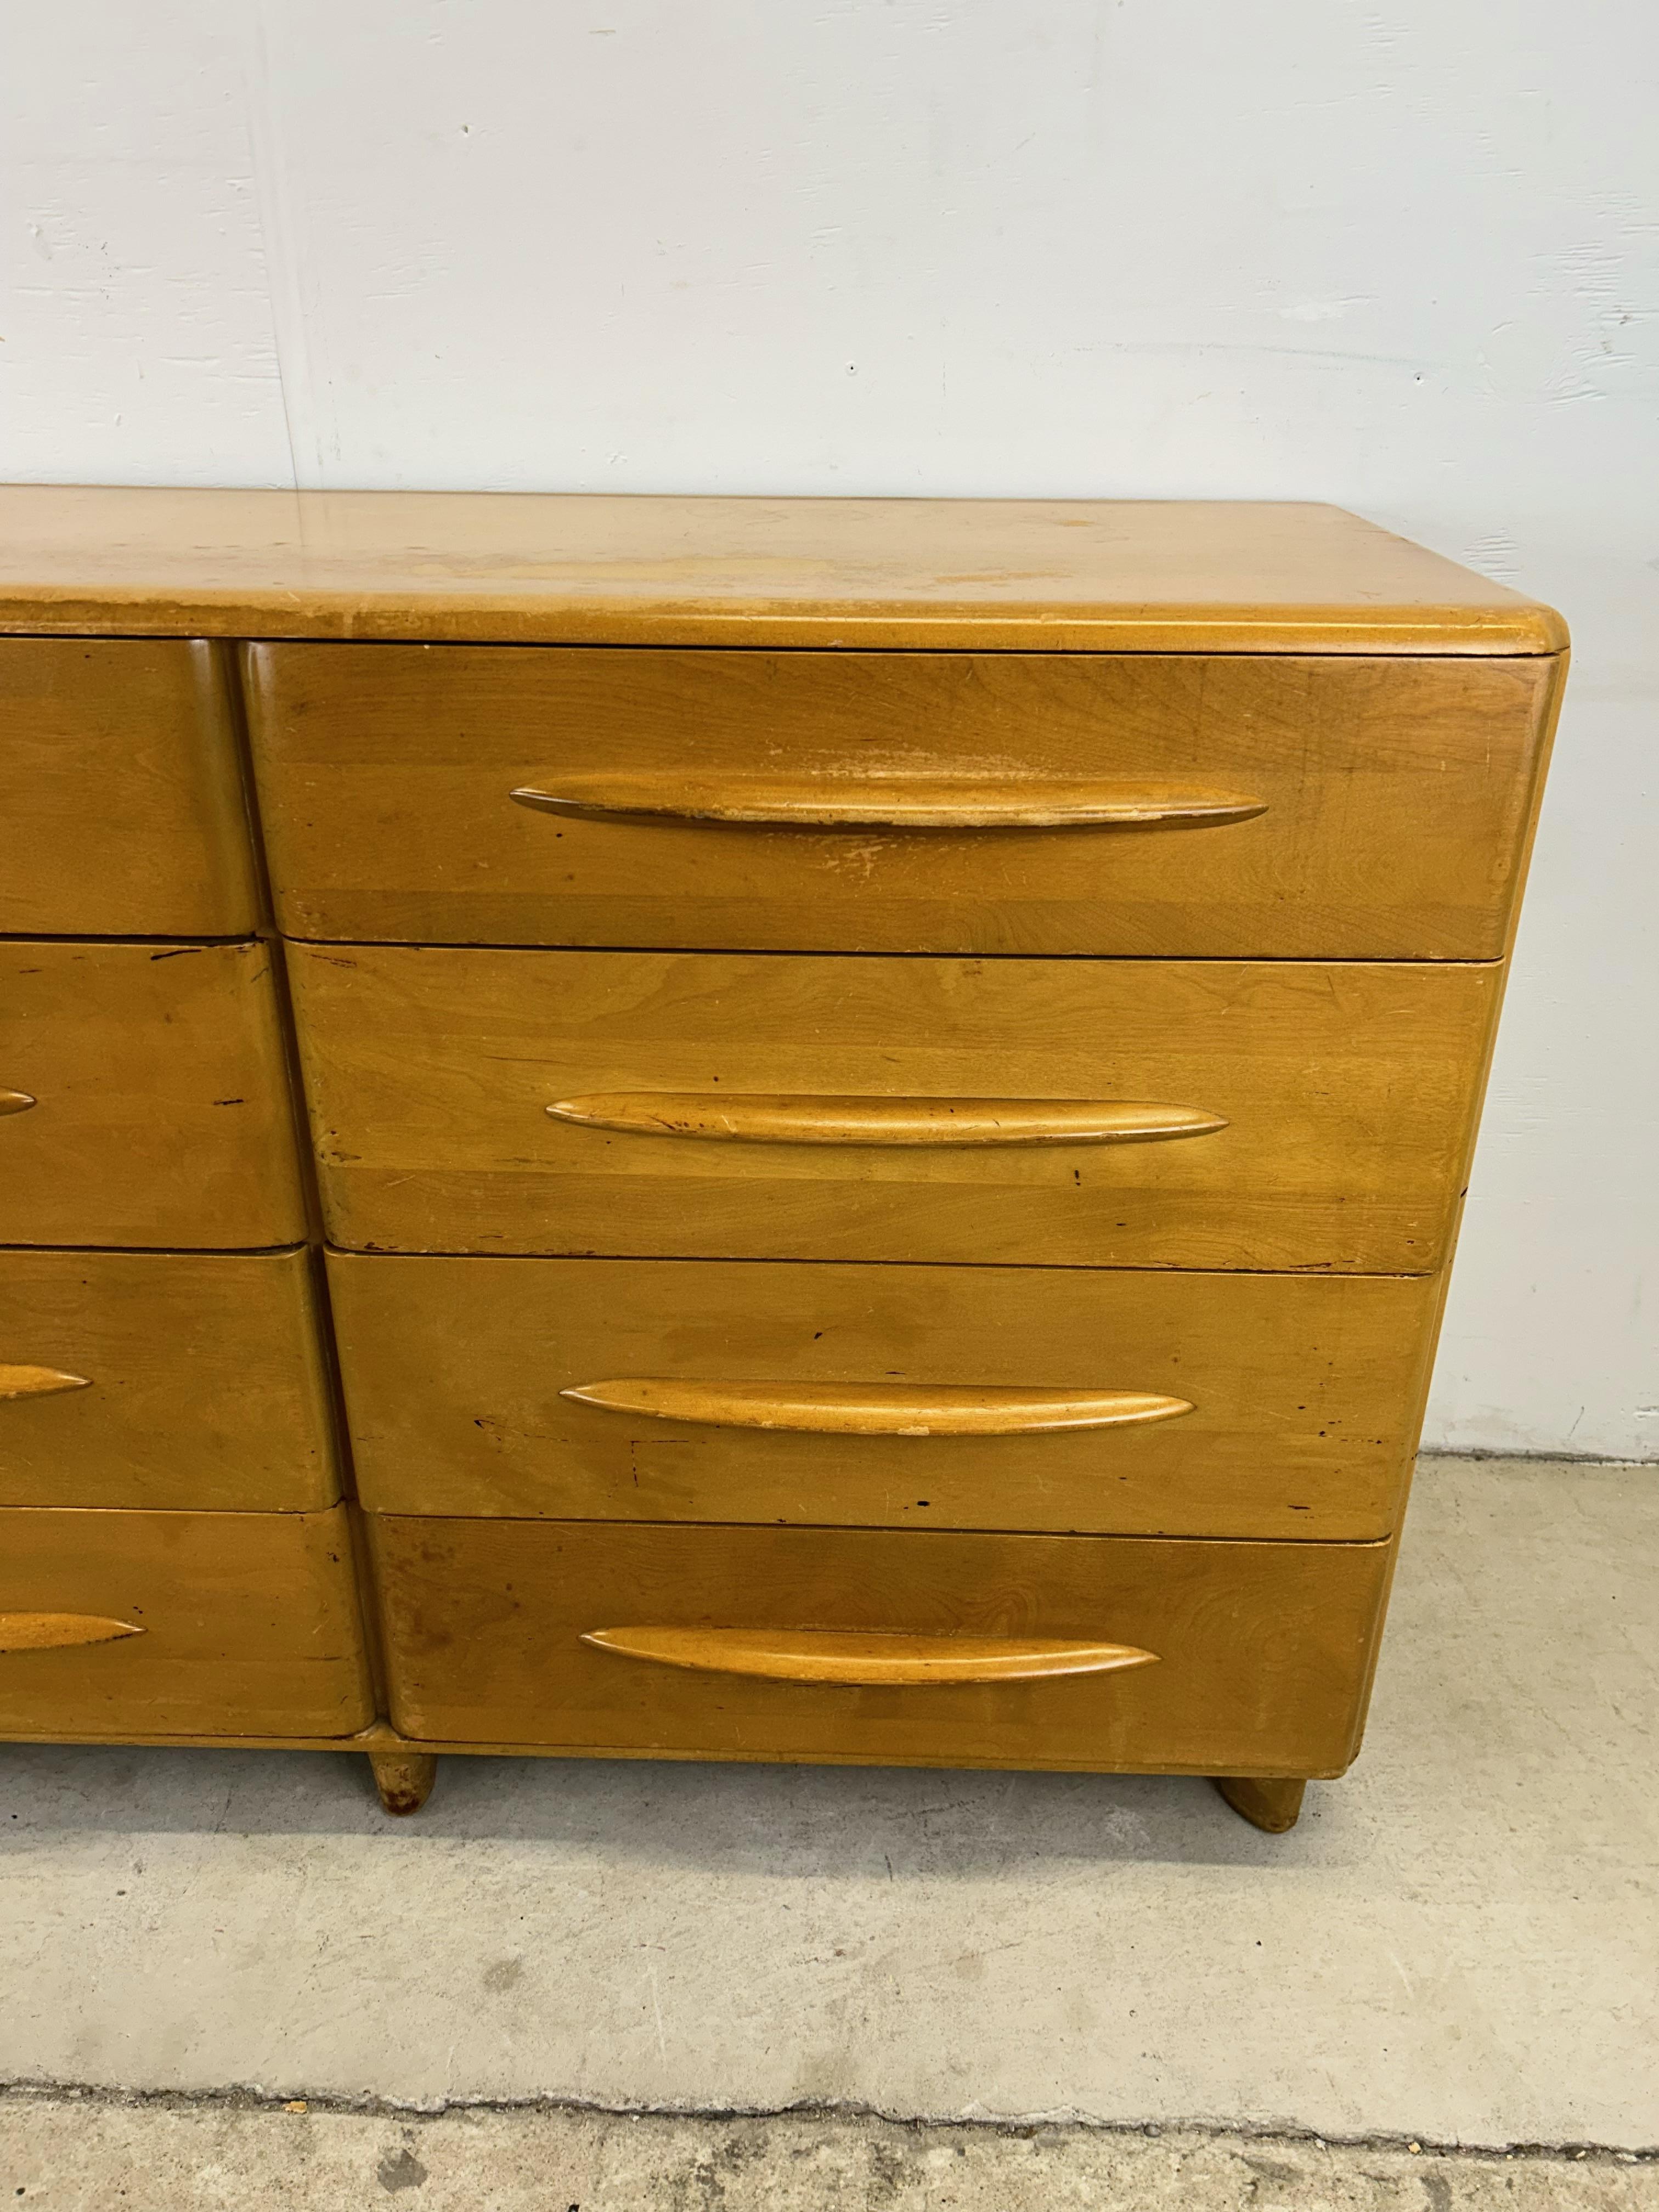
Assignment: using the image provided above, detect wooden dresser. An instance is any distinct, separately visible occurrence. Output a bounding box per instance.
[0,490,1565,1830]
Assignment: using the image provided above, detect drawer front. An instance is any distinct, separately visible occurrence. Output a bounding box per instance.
[290,946,1498,1270]
[0,1504,373,1737]
[245,644,1557,959]
[331,1254,1440,1541]
[0,940,307,1248]
[369,1516,1392,1774]
[0,1248,340,1511]
[0,639,261,937]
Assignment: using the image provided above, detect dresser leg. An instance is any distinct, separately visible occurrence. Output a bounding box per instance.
[369,1748,438,1816]
[1212,1775,1307,1833]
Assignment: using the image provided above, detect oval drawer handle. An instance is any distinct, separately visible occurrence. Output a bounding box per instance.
[562,1379,1192,1436]
[548,1094,1226,1147]
[0,1089,37,1117]
[581,1627,1160,1686]
[0,1364,92,1402]
[511,778,1266,832]
[0,1613,144,1652]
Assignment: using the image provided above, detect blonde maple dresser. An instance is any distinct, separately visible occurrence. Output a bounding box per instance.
[0,490,1564,1829]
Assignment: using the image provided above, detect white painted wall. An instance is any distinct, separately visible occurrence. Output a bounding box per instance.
[3,1,1655,1455]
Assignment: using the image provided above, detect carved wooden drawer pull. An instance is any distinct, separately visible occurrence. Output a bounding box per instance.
[510,777,1266,832]
[0,1364,91,1401]
[561,1379,1192,1436]
[581,1626,1161,1686]
[548,1094,1227,1147]
[0,1613,144,1651]
[0,1088,37,1116]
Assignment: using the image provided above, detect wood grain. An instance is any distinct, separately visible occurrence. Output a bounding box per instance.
[507,772,1268,828]
[247,645,1560,960]
[1214,1774,1308,1832]
[326,1254,1440,1540]
[0,940,308,1249]
[368,1515,1393,1775]
[558,1378,1191,1436]
[580,1626,1160,1685]
[0,1364,91,1402]
[0,639,262,936]
[369,1745,437,1814]
[0,1612,142,1651]
[0,1714,1316,1779]
[0,1247,341,1510]
[290,947,1499,1271]
[546,1094,1227,1147]
[0,488,1565,653]
[0,1504,373,1737]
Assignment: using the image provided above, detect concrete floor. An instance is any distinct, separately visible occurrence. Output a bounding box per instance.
[1,1457,1655,2166]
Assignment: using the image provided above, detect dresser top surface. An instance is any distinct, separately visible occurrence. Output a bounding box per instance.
[0,487,1565,654]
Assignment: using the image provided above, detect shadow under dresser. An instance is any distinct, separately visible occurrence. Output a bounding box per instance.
[0,490,1565,1830]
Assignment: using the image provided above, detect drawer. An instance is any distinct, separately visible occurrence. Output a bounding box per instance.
[368,1516,1393,1774]
[289,945,1498,1270]
[0,1504,373,1737]
[331,1254,1440,1541]
[244,644,1558,959]
[0,1248,340,1511]
[0,940,307,1248]
[0,639,261,937]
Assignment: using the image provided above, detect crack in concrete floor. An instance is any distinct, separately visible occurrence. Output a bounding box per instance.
[3,2094,1656,2211]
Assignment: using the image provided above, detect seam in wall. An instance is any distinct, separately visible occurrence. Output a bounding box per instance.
[241,1,321,493]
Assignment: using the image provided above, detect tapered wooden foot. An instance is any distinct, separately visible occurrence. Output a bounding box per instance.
[369,1748,437,1816]
[1212,1775,1307,1833]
